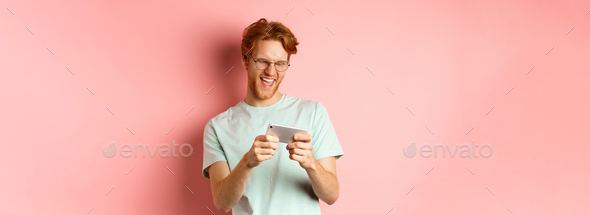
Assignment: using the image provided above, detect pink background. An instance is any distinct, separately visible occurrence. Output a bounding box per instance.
[1,0,590,214]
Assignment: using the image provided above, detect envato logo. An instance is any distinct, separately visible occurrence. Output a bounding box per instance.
[103,140,193,158]
[403,140,493,158]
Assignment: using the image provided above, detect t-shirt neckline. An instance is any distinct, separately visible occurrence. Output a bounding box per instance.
[240,94,286,110]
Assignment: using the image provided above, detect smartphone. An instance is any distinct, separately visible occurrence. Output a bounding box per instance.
[265,123,308,144]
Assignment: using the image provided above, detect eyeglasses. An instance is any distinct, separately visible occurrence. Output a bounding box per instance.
[249,53,290,72]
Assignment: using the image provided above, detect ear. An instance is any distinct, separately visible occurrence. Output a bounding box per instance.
[241,55,249,68]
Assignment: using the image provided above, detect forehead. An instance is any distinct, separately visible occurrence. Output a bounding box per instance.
[253,40,288,61]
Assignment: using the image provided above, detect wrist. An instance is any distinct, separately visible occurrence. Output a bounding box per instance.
[240,154,255,170]
[304,156,319,172]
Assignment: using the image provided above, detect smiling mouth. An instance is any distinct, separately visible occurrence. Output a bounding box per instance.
[260,77,275,88]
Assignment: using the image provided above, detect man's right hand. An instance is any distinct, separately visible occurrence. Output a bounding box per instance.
[243,135,279,168]
[209,134,279,213]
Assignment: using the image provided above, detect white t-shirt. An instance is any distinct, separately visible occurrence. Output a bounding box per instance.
[202,94,344,215]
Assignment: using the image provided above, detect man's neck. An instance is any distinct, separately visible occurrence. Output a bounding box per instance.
[244,92,283,107]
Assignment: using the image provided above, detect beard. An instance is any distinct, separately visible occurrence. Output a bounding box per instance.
[248,73,280,100]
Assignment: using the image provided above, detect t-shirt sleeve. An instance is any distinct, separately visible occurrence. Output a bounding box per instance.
[311,102,344,160]
[202,120,228,179]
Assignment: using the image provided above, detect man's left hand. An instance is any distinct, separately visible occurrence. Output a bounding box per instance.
[286,134,315,170]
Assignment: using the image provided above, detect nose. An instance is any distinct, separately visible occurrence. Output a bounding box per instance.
[265,63,278,75]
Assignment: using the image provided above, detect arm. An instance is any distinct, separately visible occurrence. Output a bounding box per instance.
[208,135,279,213]
[305,156,339,205]
[208,159,252,213]
[287,134,340,205]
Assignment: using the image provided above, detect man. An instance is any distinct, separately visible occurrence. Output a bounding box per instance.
[202,18,344,215]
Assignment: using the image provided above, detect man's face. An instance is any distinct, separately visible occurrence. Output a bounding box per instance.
[243,40,289,100]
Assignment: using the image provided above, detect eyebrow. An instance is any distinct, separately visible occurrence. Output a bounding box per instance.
[254,56,288,62]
